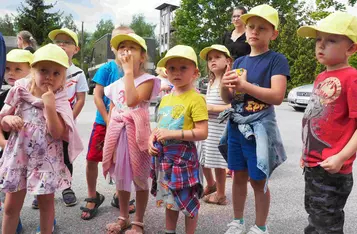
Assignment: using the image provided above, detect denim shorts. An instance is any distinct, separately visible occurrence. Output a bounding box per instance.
[227,122,266,181]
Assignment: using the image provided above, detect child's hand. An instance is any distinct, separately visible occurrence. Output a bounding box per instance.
[155,128,173,141]
[207,104,214,112]
[320,155,344,174]
[222,68,247,92]
[42,86,56,107]
[0,139,7,149]
[1,115,24,131]
[118,50,134,74]
[148,133,159,156]
[300,156,304,169]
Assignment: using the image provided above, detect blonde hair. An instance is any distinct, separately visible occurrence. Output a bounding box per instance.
[111,26,134,39]
[18,31,37,49]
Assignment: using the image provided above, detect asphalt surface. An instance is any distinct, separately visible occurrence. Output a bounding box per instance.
[1,95,357,234]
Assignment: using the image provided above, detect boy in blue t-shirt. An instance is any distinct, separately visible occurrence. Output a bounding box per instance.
[221,4,290,234]
[80,26,136,220]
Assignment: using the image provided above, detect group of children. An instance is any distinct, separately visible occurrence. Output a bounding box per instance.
[1,3,357,234]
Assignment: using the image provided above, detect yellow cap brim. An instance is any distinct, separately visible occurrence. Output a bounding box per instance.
[111,34,147,51]
[49,29,78,46]
[157,55,197,68]
[31,58,69,69]
[199,48,213,60]
[297,25,350,39]
[240,13,277,29]
[7,59,31,64]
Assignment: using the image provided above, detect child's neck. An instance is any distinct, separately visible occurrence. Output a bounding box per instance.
[326,60,350,72]
[250,45,270,56]
[173,83,193,95]
[212,72,223,82]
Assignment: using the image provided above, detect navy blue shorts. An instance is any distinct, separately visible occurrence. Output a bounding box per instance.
[227,122,266,181]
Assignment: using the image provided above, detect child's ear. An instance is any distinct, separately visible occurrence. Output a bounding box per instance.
[347,43,357,56]
[74,46,80,54]
[271,30,279,41]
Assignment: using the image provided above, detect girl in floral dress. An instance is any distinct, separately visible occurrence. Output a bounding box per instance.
[0,44,83,234]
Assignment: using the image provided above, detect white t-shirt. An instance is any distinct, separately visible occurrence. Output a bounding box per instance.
[104,73,160,111]
[66,64,89,109]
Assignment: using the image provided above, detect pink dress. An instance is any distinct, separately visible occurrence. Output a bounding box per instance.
[0,79,83,195]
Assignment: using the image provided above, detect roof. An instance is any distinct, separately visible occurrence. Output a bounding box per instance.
[155,3,179,11]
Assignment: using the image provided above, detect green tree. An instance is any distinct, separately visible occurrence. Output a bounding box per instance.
[14,0,62,45]
[129,14,156,38]
[0,14,16,36]
[61,14,78,33]
[91,19,114,42]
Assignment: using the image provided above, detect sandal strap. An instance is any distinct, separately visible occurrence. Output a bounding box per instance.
[62,188,75,195]
[131,221,144,228]
[118,216,129,221]
[80,207,93,212]
[84,197,97,203]
[129,199,135,205]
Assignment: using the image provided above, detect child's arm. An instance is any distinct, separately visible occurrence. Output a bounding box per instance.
[320,127,357,174]
[207,104,231,113]
[0,131,6,149]
[108,101,114,124]
[72,92,86,120]
[42,87,66,139]
[93,84,109,125]
[154,120,208,142]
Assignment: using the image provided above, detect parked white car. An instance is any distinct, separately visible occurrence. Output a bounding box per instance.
[287,84,313,111]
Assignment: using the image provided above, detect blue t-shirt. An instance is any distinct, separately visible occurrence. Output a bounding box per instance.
[92,60,124,125]
[232,50,290,116]
[0,33,6,88]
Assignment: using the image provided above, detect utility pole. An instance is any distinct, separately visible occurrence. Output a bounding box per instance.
[81,21,84,70]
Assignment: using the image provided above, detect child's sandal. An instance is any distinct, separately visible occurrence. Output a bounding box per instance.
[106,216,131,234]
[125,221,144,234]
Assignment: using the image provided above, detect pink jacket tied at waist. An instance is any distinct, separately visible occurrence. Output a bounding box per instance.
[102,107,151,187]
[0,79,84,163]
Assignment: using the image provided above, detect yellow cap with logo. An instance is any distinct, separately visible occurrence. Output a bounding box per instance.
[297,12,357,43]
[6,49,34,64]
[157,45,198,68]
[31,44,69,68]
[240,4,279,29]
[199,44,231,60]
[110,33,147,51]
[48,28,79,46]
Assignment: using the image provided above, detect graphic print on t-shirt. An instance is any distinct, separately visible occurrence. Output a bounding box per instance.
[302,77,342,155]
[157,105,185,130]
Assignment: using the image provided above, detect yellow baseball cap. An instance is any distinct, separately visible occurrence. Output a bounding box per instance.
[48,28,79,46]
[110,33,147,51]
[31,44,69,68]
[157,45,198,68]
[240,4,279,29]
[297,12,357,43]
[6,49,34,64]
[199,44,231,60]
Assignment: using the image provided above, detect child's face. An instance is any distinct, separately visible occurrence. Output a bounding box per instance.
[315,32,355,68]
[33,61,66,94]
[166,58,198,89]
[16,36,23,49]
[232,9,244,28]
[117,40,145,71]
[53,33,79,61]
[111,29,134,54]
[207,50,230,74]
[5,62,31,86]
[245,16,278,49]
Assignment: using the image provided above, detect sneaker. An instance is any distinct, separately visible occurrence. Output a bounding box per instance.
[32,196,39,209]
[247,225,269,234]
[225,220,246,234]
[16,218,23,234]
[35,219,56,234]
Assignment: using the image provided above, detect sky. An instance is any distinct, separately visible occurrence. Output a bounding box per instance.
[0,0,356,36]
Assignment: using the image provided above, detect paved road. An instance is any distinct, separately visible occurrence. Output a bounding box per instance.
[1,95,357,234]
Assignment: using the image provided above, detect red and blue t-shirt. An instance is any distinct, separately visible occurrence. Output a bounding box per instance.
[302,67,357,174]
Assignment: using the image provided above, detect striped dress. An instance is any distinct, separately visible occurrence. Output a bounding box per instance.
[200,83,228,169]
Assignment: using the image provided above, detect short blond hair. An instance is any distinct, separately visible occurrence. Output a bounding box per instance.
[111,26,134,39]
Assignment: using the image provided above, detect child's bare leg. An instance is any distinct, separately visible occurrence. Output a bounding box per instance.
[134,190,149,222]
[38,193,55,234]
[250,179,270,226]
[166,208,179,232]
[118,190,130,217]
[215,168,226,198]
[232,170,249,218]
[2,190,26,234]
[203,167,215,187]
[82,160,98,218]
[185,214,198,234]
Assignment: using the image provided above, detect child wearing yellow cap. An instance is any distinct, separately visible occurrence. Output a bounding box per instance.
[297,12,357,234]
[0,44,83,234]
[220,4,290,234]
[47,28,89,207]
[0,48,33,234]
[198,45,232,205]
[103,33,160,234]
[148,45,208,234]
